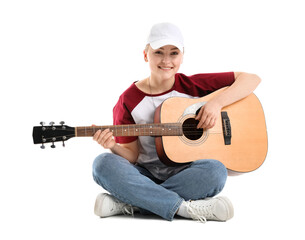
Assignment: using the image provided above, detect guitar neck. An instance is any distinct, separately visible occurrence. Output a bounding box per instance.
[75,123,183,137]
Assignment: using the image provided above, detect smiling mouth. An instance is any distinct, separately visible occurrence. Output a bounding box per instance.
[158,66,173,70]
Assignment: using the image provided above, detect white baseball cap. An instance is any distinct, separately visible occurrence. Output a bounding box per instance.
[147,22,184,52]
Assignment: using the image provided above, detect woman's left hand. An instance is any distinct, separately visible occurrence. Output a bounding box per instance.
[195,100,222,129]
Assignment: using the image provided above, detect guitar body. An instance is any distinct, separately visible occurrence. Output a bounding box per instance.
[154,88,268,173]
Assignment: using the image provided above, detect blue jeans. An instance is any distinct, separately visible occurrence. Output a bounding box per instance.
[92,152,227,221]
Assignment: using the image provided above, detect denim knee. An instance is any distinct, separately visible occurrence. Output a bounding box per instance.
[192,159,228,196]
[92,152,114,185]
[206,160,227,193]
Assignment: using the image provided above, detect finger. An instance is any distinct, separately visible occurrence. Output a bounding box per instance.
[101,132,114,147]
[197,113,208,129]
[104,135,115,148]
[93,129,101,141]
[98,130,112,146]
[195,107,204,120]
[97,129,109,144]
[104,131,114,143]
[201,116,212,129]
[209,118,217,129]
[203,117,214,129]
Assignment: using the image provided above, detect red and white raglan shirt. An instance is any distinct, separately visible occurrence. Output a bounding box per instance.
[113,72,235,181]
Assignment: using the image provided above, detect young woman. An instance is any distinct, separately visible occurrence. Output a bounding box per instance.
[92,22,261,222]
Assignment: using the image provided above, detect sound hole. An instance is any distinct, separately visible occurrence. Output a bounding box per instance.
[182,118,203,140]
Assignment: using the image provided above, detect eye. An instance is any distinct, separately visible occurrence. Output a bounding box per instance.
[171,51,179,56]
[154,51,163,55]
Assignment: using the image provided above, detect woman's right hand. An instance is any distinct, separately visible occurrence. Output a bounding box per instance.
[92,126,117,150]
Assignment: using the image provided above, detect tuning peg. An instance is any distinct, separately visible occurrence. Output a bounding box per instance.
[62,141,65,147]
[60,121,66,129]
[51,142,56,148]
[49,121,55,126]
[40,143,45,149]
[40,122,46,131]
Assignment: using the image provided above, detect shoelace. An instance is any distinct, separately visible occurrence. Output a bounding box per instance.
[121,204,134,217]
[185,201,215,223]
[110,196,135,217]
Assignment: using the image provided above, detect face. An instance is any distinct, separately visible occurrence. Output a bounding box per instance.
[145,45,183,81]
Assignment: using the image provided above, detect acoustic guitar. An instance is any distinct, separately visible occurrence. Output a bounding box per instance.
[32,87,268,173]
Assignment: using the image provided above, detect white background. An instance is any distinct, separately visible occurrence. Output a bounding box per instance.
[1,0,304,239]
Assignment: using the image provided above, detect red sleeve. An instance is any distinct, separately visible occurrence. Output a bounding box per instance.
[113,96,138,144]
[175,72,235,97]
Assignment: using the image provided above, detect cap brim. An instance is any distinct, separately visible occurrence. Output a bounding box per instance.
[150,39,184,52]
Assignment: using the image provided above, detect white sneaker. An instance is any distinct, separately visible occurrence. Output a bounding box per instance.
[94,193,134,217]
[186,197,234,223]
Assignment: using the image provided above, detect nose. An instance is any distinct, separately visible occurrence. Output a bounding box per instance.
[161,54,171,64]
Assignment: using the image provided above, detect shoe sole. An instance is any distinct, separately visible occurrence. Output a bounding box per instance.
[216,196,234,221]
[94,193,107,217]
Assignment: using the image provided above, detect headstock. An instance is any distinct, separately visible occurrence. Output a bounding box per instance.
[32,121,75,149]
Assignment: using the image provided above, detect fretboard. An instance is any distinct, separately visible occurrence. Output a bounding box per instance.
[75,123,183,137]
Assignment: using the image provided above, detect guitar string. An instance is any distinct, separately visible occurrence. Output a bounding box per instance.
[40,130,210,142]
[39,124,207,133]
[76,125,203,130]
[42,128,205,136]
[74,128,207,135]
[39,124,211,135]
